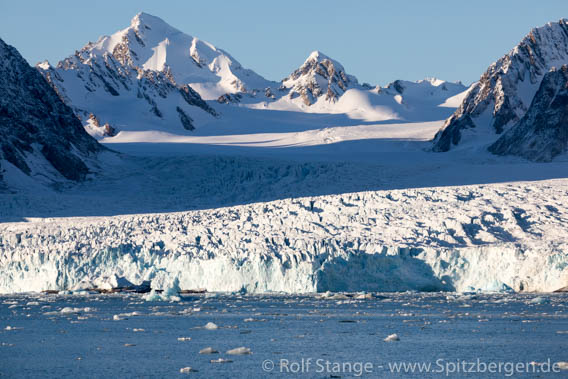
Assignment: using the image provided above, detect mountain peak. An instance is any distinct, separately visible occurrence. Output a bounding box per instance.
[282,51,356,105]
[130,12,171,30]
[302,50,344,71]
[306,50,330,61]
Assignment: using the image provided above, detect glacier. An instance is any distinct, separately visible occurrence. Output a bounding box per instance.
[2,179,567,294]
[1,14,568,296]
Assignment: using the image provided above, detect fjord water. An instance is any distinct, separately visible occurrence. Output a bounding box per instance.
[1,292,566,378]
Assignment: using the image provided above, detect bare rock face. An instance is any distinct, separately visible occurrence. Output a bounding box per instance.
[281,51,357,105]
[489,65,568,162]
[176,106,194,130]
[433,19,568,153]
[86,114,116,137]
[0,38,101,184]
[217,93,242,104]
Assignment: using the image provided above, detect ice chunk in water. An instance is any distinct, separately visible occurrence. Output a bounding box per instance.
[210,358,233,363]
[529,297,549,304]
[199,347,219,354]
[384,333,400,342]
[204,322,219,330]
[227,347,252,355]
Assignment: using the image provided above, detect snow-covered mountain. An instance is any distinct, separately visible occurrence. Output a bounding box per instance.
[38,13,467,137]
[378,78,468,108]
[280,51,359,106]
[239,50,467,123]
[265,51,467,118]
[433,19,568,153]
[489,65,568,161]
[0,38,102,188]
[37,12,275,138]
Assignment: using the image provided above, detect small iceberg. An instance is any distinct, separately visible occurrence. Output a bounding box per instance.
[528,297,549,305]
[226,347,252,355]
[44,307,93,316]
[144,277,181,302]
[203,322,219,330]
[4,326,22,331]
[199,347,219,354]
[384,333,400,342]
[210,358,233,364]
[179,367,197,374]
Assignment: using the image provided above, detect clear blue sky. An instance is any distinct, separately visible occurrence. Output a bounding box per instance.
[1,1,567,86]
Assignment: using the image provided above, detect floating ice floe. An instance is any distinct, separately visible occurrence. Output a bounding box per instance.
[4,326,22,331]
[203,322,219,330]
[113,311,142,321]
[210,358,233,363]
[244,318,266,322]
[384,333,400,342]
[44,307,93,316]
[528,297,549,305]
[226,347,252,355]
[199,347,219,354]
[61,307,93,314]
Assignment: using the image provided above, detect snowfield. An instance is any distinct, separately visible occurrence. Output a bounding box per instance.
[1,177,567,294]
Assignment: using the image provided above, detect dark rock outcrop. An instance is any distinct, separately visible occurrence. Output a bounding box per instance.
[489,65,568,161]
[0,38,101,183]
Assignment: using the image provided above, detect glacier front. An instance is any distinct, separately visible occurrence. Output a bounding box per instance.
[1,179,567,294]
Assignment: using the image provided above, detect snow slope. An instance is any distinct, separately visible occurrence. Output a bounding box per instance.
[100,120,442,148]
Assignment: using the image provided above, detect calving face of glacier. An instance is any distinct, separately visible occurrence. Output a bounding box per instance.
[1,180,567,294]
